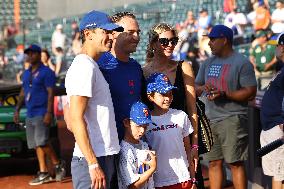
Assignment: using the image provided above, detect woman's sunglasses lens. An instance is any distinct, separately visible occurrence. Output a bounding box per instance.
[159,37,179,46]
[159,38,169,46]
[171,37,179,45]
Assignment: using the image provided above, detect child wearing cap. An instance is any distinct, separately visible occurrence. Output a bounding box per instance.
[145,73,195,189]
[117,101,156,189]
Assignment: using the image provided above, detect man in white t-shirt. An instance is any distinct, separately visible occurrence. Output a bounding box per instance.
[224,8,247,36]
[51,24,66,55]
[64,10,123,189]
[271,0,284,33]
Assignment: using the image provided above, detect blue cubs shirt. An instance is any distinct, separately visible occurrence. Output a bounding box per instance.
[22,63,56,117]
[97,52,144,140]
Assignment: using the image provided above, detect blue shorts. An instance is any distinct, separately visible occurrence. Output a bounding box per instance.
[25,116,49,149]
[71,155,118,189]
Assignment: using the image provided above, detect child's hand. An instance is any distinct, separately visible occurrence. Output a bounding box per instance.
[143,151,157,171]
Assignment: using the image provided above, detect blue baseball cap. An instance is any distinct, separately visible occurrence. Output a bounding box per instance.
[206,25,233,43]
[79,10,124,32]
[24,44,41,54]
[146,73,177,94]
[130,102,152,125]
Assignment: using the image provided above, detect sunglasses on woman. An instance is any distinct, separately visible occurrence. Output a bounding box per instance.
[158,37,179,46]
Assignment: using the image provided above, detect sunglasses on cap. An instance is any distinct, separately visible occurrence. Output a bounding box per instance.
[158,37,179,46]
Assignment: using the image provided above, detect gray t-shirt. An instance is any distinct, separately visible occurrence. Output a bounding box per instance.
[195,51,257,122]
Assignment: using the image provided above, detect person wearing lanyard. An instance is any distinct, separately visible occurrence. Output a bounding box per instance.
[14,44,65,185]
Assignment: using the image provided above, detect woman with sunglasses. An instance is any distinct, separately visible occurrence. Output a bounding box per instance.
[143,23,203,189]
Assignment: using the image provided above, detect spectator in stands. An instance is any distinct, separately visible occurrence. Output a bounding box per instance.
[197,9,212,57]
[271,0,284,34]
[71,21,79,40]
[5,23,17,49]
[0,50,8,68]
[143,23,203,188]
[199,25,212,57]
[174,11,198,61]
[186,46,200,77]
[178,11,198,32]
[16,60,30,84]
[249,30,277,90]
[197,9,212,41]
[260,31,284,189]
[254,1,270,31]
[71,31,82,55]
[54,47,67,77]
[195,25,257,189]
[41,48,55,71]
[13,44,25,65]
[51,24,66,55]
[223,0,236,14]
[64,10,123,189]
[14,44,66,185]
[224,7,248,45]
[247,2,259,26]
[251,0,269,8]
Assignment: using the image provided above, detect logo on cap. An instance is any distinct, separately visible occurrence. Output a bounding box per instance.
[130,101,152,125]
[143,108,149,117]
[146,72,177,94]
[85,23,97,28]
[163,75,169,82]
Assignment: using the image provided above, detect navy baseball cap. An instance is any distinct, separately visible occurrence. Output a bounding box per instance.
[146,73,177,94]
[206,25,233,42]
[130,102,152,125]
[277,32,284,45]
[79,10,124,32]
[24,44,41,54]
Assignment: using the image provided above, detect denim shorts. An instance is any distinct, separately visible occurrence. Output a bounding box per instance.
[71,155,118,189]
[25,116,49,149]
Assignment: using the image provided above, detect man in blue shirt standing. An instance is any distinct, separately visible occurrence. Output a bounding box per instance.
[14,44,65,185]
[260,32,284,189]
[97,12,146,141]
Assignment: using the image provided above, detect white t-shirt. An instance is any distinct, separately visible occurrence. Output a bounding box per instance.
[52,31,66,49]
[145,108,194,187]
[118,140,155,189]
[65,54,120,157]
[271,8,284,33]
[224,12,247,35]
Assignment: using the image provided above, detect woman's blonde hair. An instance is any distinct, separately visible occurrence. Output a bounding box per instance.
[146,23,177,60]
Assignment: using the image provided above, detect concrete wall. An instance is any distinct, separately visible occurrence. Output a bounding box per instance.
[38,0,149,21]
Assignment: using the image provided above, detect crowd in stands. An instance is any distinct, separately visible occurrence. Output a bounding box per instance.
[174,0,284,90]
[0,0,283,91]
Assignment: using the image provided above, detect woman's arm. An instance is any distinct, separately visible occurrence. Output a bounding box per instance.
[181,61,199,171]
[181,61,198,145]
